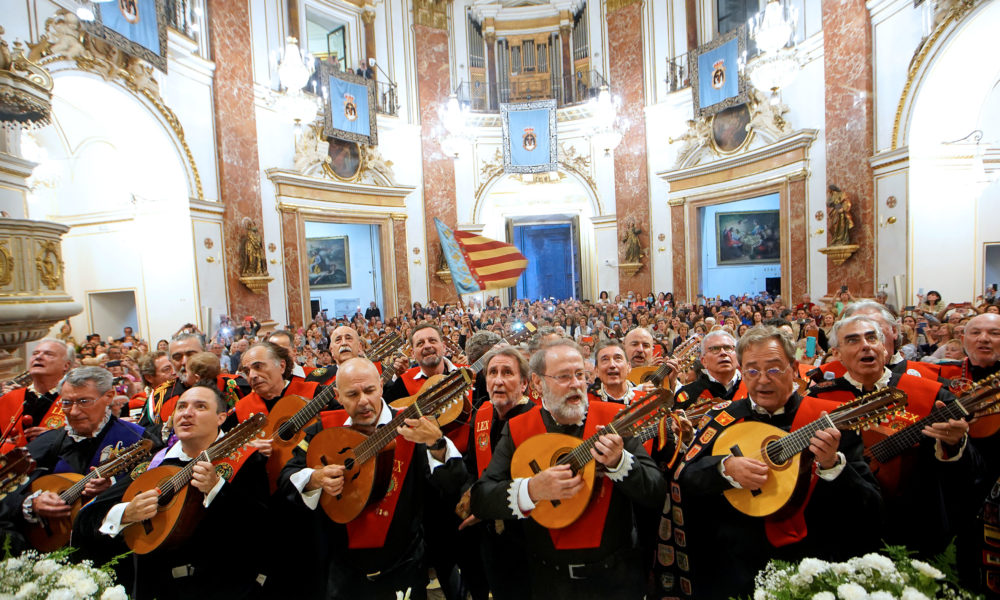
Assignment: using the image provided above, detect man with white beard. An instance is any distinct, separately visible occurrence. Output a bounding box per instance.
[471,340,666,600]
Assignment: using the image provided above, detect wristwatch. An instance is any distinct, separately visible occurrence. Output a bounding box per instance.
[428,436,447,451]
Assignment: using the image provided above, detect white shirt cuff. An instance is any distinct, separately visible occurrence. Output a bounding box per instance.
[202,476,226,507]
[605,450,635,482]
[426,437,461,470]
[719,455,742,489]
[511,477,533,518]
[22,490,43,523]
[99,503,129,537]
[816,452,847,481]
[290,468,322,510]
[934,435,967,462]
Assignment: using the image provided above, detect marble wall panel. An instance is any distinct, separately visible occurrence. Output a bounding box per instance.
[822,0,876,295]
[208,0,271,320]
[281,210,303,327]
[392,217,412,314]
[670,202,688,302]
[414,24,459,305]
[789,177,808,303]
[608,1,653,294]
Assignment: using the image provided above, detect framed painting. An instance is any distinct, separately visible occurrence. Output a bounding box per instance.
[501,99,557,174]
[325,138,362,181]
[320,63,378,146]
[83,0,169,72]
[689,25,749,118]
[716,210,780,265]
[711,104,753,153]
[307,236,351,289]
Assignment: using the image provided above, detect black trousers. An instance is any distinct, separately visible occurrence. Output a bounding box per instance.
[479,522,532,600]
[527,547,645,600]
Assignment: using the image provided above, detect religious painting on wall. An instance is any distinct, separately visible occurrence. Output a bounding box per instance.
[689,25,748,118]
[307,236,351,289]
[711,104,753,153]
[716,210,780,265]
[501,100,557,174]
[82,0,169,72]
[320,64,378,146]
[325,138,362,180]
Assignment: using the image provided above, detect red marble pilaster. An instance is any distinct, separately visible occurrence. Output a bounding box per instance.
[788,177,808,302]
[414,20,459,305]
[391,216,412,314]
[280,209,303,327]
[822,0,875,296]
[208,1,271,321]
[607,1,652,295]
[670,202,687,302]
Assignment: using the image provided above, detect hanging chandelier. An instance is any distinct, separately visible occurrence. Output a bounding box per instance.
[438,93,470,159]
[589,85,624,156]
[744,0,801,102]
[271,37,322,131]
[0,29,54,130]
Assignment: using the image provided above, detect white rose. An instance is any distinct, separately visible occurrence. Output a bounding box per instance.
[799,558,830,580]
[869,592,895,600]
[5,558,24,571]
[832,562,856,576]
[72,576,98,597]
[900,587,930,600]
[755,590,768,600]
[32,559,59,576]
[860,554,897,575]
[837,582,869,600]
[812,592,836,600]
[14,582,39,599]
[44,589,76,600]
[909,560,944,580]
[100,586,128,600]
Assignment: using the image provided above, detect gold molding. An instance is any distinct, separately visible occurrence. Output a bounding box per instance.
[0,243,12,286]
[274,181,406,207]
[413,0,448,30]
[667,198,686,207]
[34,239,63,290]
[606,0,643,12]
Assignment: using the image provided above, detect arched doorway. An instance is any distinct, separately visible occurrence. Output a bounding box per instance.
[474,170,600,301]
[23,71,210,341]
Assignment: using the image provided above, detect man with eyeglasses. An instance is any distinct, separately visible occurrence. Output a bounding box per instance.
[655,326,882,600]
[675,330,747,410]
[809,315,966,559]
[4,367,155,550]
[471,339,665,600]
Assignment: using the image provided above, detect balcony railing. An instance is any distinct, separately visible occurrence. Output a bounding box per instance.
[374,79,399,116]
[666,53,690,93]
[455,69,610,113]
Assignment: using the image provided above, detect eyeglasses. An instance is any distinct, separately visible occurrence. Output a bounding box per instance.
[542,370,588,385]
[60,397,98,409]
[704,344,736,355]
[743,366,790,379]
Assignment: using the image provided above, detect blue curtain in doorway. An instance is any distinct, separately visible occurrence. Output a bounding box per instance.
[512,223,574,300]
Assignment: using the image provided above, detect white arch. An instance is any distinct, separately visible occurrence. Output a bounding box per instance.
[472,166,604,223]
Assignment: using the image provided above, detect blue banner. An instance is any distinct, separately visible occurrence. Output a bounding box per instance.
[328,77,371,137]
[434,219,481,295]
[697,37,740,109]
[507,108,550,167]
[103,0,160,55]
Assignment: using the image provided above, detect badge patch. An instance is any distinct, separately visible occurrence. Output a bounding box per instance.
[674,529,687,547]
[477,433,489,449]
[711,400,731,411]
[677,551,690,571]
[130,461,149,479]
[680,577,693,595]
[699,428,717,445]
[684,444,701,462]
[659,517,673,540]
[824,371,836,380]
[657,543,675,566]
[672,506,684,526]
[660,573,675,591]
[711,59,726,89]
[714,411,734,427]
[671,482,682,504]
[119,0,140,24]
[215,463,234,481]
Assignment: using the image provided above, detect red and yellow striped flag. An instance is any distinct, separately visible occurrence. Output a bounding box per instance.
[434,218,528,293]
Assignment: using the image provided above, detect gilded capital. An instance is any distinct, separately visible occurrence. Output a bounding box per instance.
[606,0,643,12]
[413,0,449,30]
[361,9,377,25]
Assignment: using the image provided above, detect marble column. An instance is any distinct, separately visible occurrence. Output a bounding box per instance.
[607,0,653,294]
[413,1,458,305]
[822,0,875,296]
[559,14,573,103]
[484,28,498,110]
[669,200,687,302]
[391,214,412,313]
[788,176,809,302]
[208,0,271,321]
[362,7,377,80]
[280,208,304,326]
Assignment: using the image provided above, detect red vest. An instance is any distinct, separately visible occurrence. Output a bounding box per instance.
[473,403,495,477]
[812,373,939,429]
[508,401,621,550]
[234,378,320,422]
[817,359,940,380]
[319,409,416,549]
[0,388,65,453]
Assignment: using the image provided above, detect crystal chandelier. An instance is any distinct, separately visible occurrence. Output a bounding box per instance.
[589,85,624,156]
[272,37,321,132]
[438,93,470,159]
[744,0,801,102]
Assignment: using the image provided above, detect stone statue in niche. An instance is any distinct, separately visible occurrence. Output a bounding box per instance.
[826,185,854,246]
[241,219,267,276]
[623,221,644,263]
[747,89,791,139]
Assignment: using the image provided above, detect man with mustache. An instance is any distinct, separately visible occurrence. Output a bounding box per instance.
[305,325,366,386]
[383,324,459,404]
[278,358,466,599]
[471,340,665,600]
[675,330,747,409]
[0,339,73,452]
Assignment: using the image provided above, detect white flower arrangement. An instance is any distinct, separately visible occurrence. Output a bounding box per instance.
[751,545,980,600]
[0,546,127,600]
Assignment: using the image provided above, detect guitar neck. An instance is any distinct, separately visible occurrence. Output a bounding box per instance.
[278,386,338,439]
[560,395,668,471]
[160,415,265,494]
[60,442,151,504]
[764,414,835,465]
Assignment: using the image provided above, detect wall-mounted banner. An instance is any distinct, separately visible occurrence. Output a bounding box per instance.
[501,100,557,174]
[320,64,378,146]
[83,0,168,72]
[690,25,749,118]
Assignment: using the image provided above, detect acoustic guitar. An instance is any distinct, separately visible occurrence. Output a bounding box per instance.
[865,372,1000,492]
[390,323,537,427]
[264,385,340,494]
[122,413,267,555]
[27,439,153,552]
[510,388,674,529]
[378,342,413,387]
[307,368,474,524]
[714,388,906,517]
[366,332,403,363]
[628,334,702,386]
[0,447,35,501]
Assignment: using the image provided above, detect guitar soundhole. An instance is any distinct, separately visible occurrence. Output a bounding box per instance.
[343,457,355,471]
[276,421,293,442]
[157,487,175,507]
[764,440,785,466]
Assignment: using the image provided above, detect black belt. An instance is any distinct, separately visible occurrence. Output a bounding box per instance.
[538,547,633,581]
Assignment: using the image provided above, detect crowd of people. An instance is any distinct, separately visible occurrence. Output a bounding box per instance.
[0,285,998,599]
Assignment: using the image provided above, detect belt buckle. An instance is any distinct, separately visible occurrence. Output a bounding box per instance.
[567,563,586,580]
[171,565,194,579]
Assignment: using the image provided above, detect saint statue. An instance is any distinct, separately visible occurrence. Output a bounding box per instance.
[242,220,267,276]
[623,221,643,263]
[826,185,854,247]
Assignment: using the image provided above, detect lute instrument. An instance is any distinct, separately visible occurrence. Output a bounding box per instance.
[366,332,403,363]
[378,342,413,386]
[509,388,674,529]
[122,413,267,555]
[0,448,35,501]
[713,388,906,517]
[628,334,702,386]
[27,439,153,552]
[389,323,537,426]
[262,384,341,494]
[307,368,474,524]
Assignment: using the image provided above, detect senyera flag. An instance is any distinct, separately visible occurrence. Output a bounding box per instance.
[434,218,528,295]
